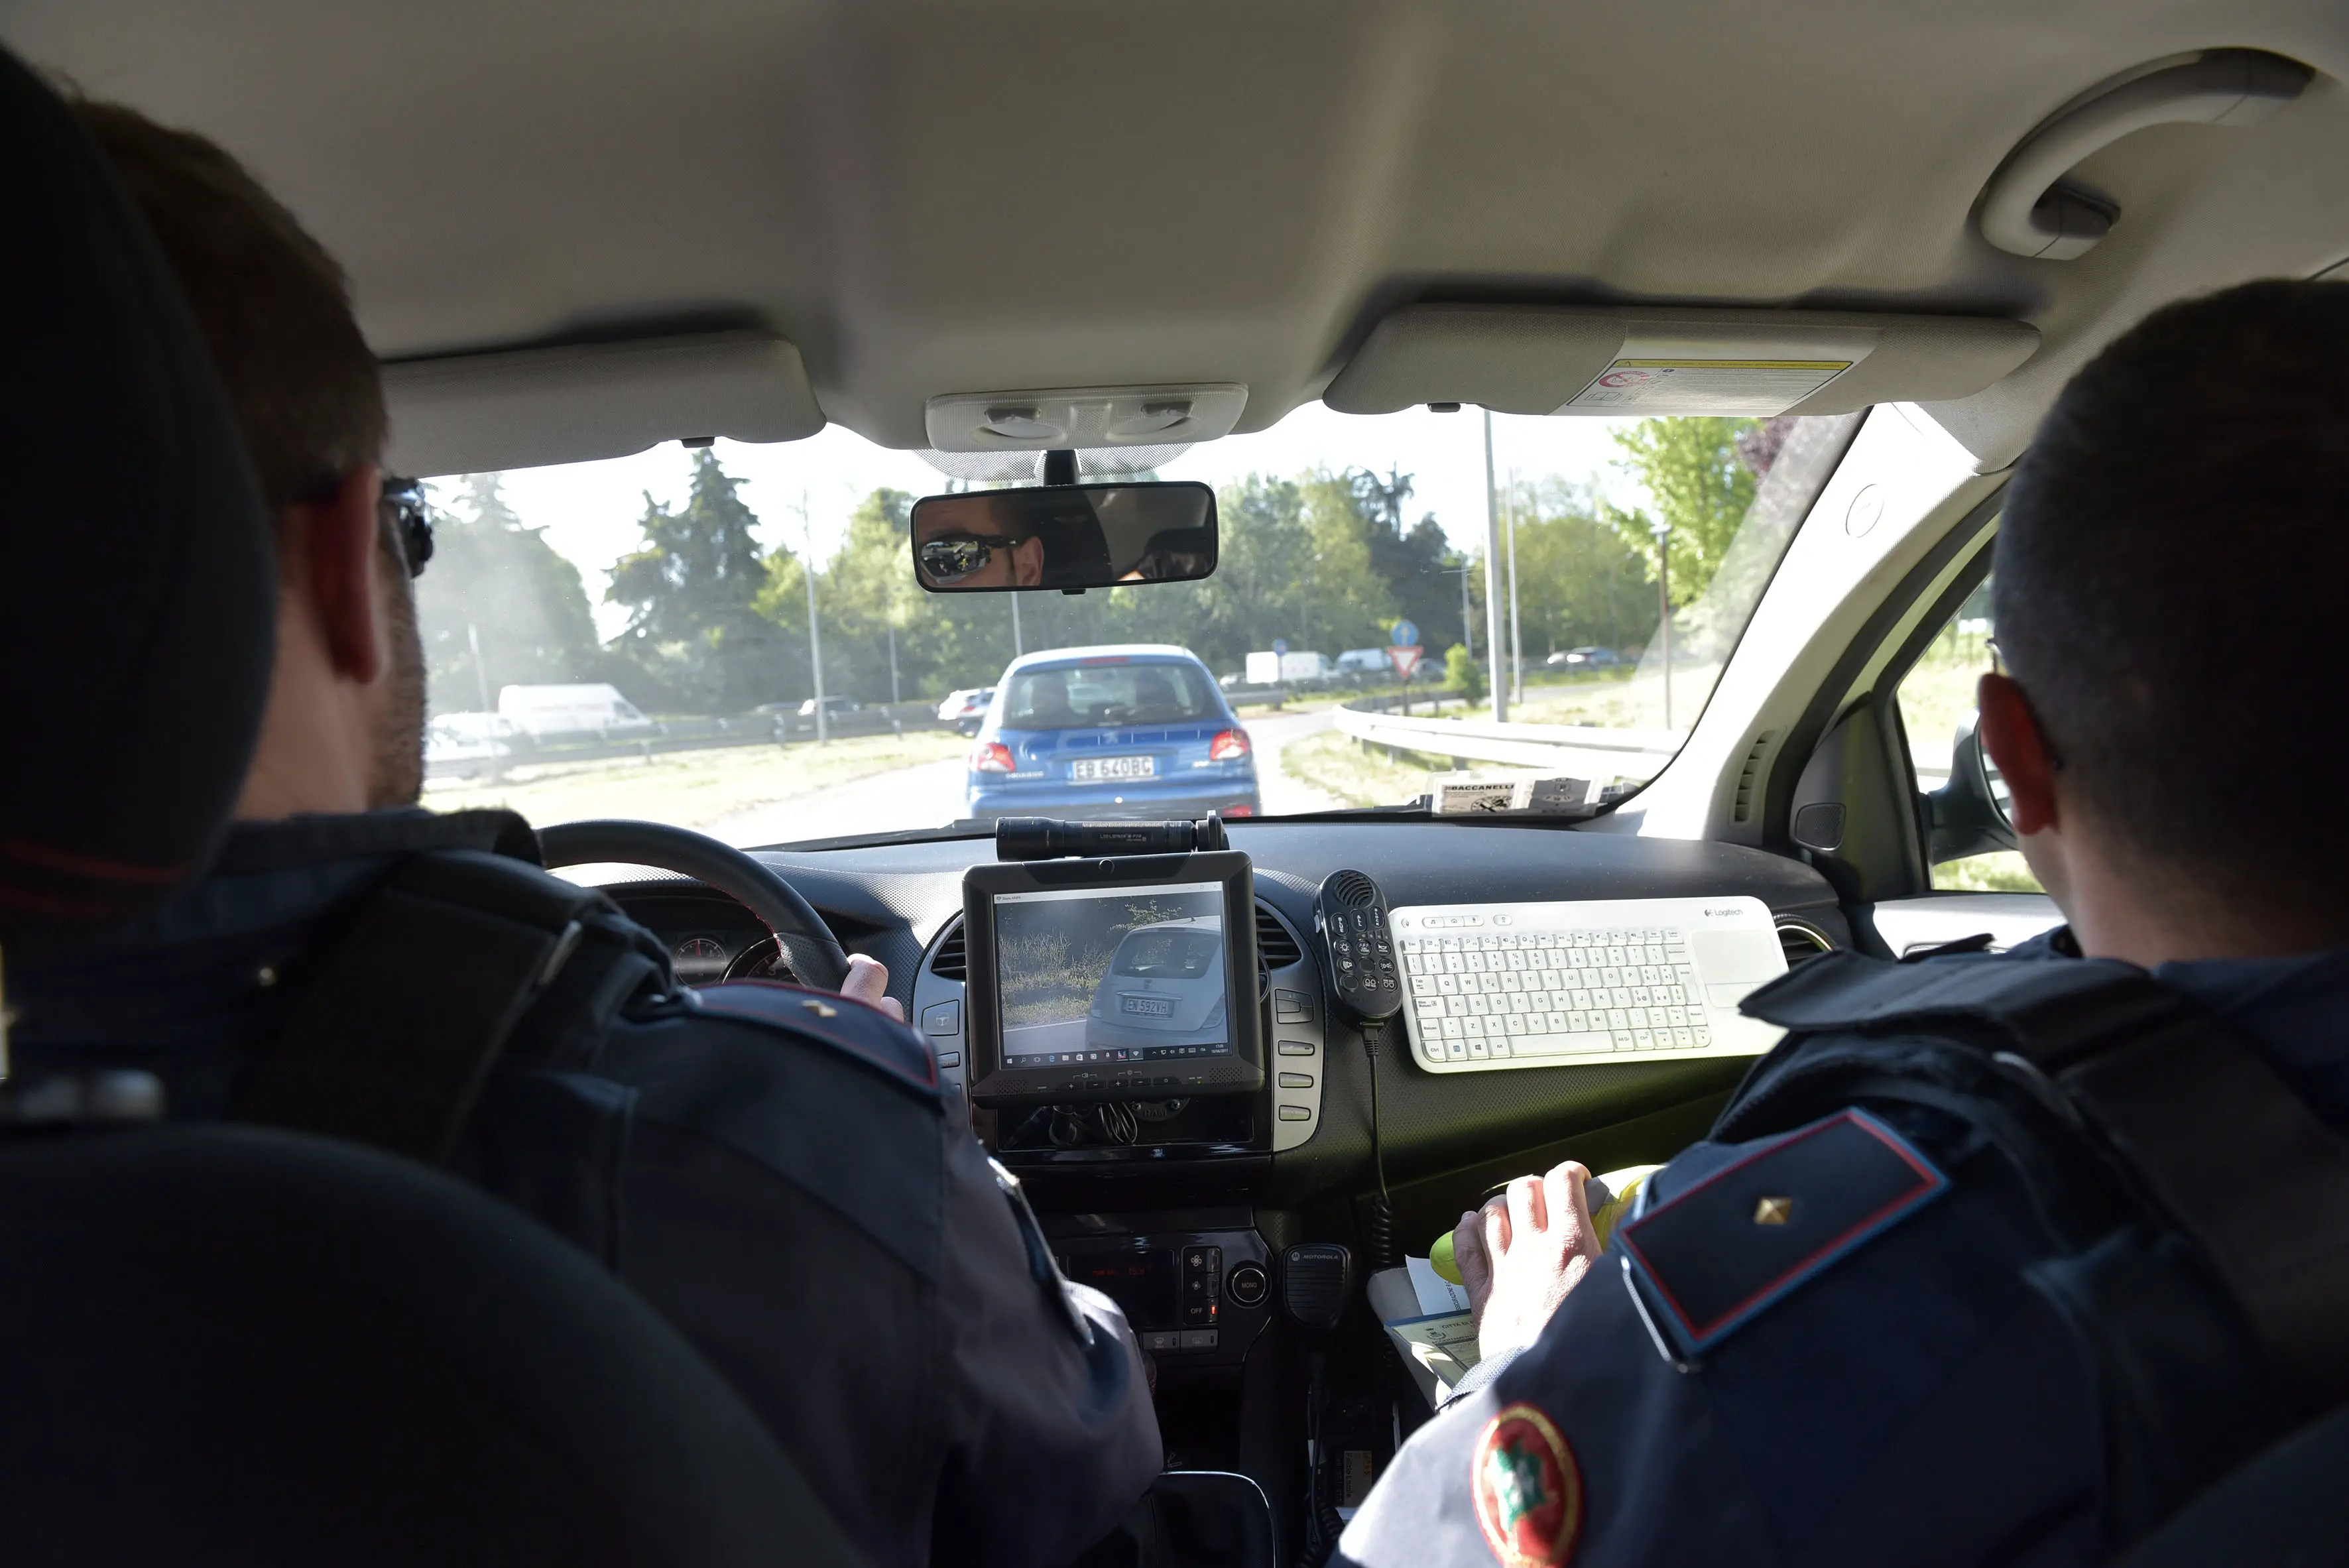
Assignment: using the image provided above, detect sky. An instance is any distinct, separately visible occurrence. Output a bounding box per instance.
[434,406,1650,640]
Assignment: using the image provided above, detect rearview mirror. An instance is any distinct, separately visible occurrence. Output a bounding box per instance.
[910,481,1217,593]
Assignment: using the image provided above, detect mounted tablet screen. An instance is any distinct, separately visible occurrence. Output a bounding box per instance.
[961,851,1263,1105]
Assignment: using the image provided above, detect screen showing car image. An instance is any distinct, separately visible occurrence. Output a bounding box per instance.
[993,882,1230,1066]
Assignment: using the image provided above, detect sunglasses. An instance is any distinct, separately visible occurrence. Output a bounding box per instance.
[380,475,434,579]
[916,531,1024,584]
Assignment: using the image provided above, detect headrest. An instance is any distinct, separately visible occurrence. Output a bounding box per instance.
[0,49,275,950]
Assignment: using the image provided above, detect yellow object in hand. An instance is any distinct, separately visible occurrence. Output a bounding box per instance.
[1427,1164,1663,1284]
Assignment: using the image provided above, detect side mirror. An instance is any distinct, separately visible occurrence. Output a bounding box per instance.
[909,481,1217,594]
[1926,710,2018,863]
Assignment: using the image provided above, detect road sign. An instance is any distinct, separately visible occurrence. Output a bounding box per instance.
[1391,619,1418,648]
[1388,645,1423,680]
[1272,638,1288,656]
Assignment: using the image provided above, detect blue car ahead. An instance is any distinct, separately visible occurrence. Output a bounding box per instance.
[965,645,1260,823]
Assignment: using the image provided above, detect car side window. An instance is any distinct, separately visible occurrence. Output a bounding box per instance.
[1892,572,2043,893]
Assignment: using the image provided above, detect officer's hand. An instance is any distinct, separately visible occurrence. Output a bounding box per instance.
[839,953,905,1022]
[1454,1161,1602,1361]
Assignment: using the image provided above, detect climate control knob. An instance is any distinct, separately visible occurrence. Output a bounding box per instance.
[1225,1262,1269,1309]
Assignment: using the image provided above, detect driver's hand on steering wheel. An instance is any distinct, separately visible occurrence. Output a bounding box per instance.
[837,953,904,1022]
[1453,1161,1604,1362]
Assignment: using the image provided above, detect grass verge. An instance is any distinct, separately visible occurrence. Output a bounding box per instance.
[1932,851,2045,894]
[1278,729,1459,809]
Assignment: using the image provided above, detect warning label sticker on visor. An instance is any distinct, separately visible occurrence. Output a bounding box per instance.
[1563,359,1851,415]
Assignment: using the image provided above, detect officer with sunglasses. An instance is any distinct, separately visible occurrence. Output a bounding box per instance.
[11,96,1166,1568]
[913,495,1046,589]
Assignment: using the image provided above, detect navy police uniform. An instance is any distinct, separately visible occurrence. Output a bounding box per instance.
[9,808,1162,1568]
[1341,930,2349,1567]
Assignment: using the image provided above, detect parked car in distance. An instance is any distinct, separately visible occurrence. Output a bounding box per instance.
[937,687,996,735]
[1085,918,1229,1052]
[1545,646,1622,671]
[496,683,660,741]
[965,645,1260,823]
[424,711,518,778]
[798,695,863,718]
[1336,648,1390,677]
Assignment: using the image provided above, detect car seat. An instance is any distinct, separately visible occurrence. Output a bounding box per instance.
[0,44,864,1567]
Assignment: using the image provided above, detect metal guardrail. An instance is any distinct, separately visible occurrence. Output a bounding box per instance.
[1331,699,1683,778]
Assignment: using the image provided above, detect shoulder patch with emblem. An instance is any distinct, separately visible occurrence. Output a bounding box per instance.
[1618,1107,1947,1357]
[1473,1402,1583,1567]
[690,979,940,1094]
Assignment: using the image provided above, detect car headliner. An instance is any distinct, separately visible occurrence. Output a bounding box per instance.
[15,1,2349,471]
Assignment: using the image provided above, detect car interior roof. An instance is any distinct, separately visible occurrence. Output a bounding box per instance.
[16,0,2349,471]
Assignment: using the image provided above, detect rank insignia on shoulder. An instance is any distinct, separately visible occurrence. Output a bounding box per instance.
[1618,1108,1948,1358]
[692,980,939,1094]
[1472,1402,1583,1567]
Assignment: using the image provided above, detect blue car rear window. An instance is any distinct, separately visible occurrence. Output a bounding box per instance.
[1003,663,1217,729]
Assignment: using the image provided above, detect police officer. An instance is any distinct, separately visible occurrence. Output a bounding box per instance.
[8,102,1159,1568]
[1341,280,2349,1565]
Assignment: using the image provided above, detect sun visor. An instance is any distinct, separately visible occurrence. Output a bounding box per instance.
[1323,305,2039,419]
[382,329,825,477]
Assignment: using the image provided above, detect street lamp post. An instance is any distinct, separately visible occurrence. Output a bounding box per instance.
[1451,560,1475,658]
[1651,520,1673,733]
[1482,409,1508,723]
[798,489,827,746]
[1506,467,1524,706]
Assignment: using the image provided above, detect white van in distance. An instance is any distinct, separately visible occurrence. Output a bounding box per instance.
[496,684,660,741]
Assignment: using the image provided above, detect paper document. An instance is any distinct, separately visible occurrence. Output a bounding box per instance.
[1371,1258,1482,1399]
[1407,1254,1472,1317]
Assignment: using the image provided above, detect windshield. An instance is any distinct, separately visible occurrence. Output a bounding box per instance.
[413,406,1852,845]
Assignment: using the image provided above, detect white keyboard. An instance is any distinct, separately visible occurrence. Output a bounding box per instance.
[1390,896,1789,1074]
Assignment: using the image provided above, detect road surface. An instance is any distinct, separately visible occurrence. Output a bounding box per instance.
[704,704,1346,847]
[1002,1018,1091,1055]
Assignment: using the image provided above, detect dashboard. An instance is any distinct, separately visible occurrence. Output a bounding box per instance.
[601,819,1848,1231]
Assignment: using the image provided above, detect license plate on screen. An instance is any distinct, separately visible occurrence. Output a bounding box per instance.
[1122,995,1175,1018]
[1069,755,1156,781]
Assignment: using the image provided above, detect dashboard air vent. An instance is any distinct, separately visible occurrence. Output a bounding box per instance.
[1732,730,1778,824]
[930,920,967,981]
[1776,919,1834,968]
[1255,906,1303,970]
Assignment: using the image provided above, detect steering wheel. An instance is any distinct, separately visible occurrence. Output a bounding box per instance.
[536,819,851,991]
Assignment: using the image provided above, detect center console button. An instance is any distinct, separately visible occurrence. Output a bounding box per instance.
[1225,1262,1269,1307]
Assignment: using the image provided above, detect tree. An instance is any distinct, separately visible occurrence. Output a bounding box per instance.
[1445,642,1484,703]
[1344,467,1457,650]
[607,450,788,711]
[1604,417,1764,607]
[1500,476,1657,655]
[413,473,606,715]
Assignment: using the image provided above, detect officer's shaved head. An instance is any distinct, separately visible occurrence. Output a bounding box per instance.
[1996,279,2349,922]
[72,100,386,518]
[75,97,424,814]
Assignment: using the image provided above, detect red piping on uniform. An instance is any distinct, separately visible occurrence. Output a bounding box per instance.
[2,838,190,883]
[1622,1110,1942,1341]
